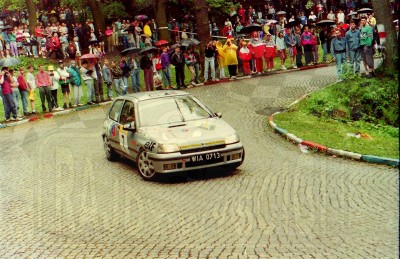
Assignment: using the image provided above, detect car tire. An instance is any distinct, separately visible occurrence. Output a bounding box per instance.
[103,136,118,161]
[137,149,157,181]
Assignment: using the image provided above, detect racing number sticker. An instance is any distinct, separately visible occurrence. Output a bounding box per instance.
[119,125,129,152]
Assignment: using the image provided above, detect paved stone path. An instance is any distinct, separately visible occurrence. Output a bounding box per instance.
[0,66,398,258]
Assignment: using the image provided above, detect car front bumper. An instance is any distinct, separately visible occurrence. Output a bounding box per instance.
[148,142,244,173]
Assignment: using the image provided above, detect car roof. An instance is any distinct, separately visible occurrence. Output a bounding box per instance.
[116,90,191,102]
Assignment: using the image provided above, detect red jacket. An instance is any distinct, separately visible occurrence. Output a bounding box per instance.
[17,74,28,91]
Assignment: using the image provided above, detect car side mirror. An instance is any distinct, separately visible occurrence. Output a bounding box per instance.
[215,112,222,118]
[123,122,136,131]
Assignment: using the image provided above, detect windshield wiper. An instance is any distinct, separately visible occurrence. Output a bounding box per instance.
[174,99,186,122]
[168,123,187,128]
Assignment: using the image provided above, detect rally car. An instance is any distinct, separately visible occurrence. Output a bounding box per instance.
[102,90,245,180]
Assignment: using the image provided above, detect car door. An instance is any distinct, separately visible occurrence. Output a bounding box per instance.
[107,99,124,151]
[116,100,139,159]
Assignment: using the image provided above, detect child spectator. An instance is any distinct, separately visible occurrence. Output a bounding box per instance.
[276,31,287,70]
[264,33,276,72]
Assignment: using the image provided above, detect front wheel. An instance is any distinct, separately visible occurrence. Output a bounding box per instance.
[137,149,157,180]
[104,136,118,161]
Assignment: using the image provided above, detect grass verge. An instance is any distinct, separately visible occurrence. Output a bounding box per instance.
[274,77,399,159]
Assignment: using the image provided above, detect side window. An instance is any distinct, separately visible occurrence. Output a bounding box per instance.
[109,100,124,122]
[120,101,135,125]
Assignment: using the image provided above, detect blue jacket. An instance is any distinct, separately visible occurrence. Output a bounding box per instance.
[68,63,81,86]
[345,29,360,53]
[331,37,347,55]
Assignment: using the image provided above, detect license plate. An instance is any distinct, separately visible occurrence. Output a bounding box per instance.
[190,152,221,162]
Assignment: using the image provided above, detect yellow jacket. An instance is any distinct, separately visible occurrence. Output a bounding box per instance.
[143,25,152,37]
[222,41,238,66]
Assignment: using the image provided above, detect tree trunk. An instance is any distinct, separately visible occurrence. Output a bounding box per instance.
[25,0,37,34]
[86,0,106,32]
[153,0,171,42]
[371,0,398,71]
[193,0,210,80]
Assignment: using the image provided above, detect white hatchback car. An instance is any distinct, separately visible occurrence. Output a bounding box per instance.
[102,90,245,180]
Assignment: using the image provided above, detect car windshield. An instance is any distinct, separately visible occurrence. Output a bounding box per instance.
[138,96,213,127]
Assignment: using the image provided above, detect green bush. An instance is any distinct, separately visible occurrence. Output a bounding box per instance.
[300,76,399,128]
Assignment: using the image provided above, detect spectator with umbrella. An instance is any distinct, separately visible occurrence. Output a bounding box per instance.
[119,56,130,92]
[170,46,186,88]
[160,47,172,88]
[127,54,141,93]
[110,60,126,96]
[102,59,113,100]
[68,60,83,107]
[140,51,154,91]
[80,60,96,105]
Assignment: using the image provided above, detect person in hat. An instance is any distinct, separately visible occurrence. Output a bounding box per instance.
[238,41,252,75]
[57,60,72,109]
[331,27,347,82]
[48,65,62,110]
[264,32,276,72]
[248,31,265,74]
[222,36,238,79]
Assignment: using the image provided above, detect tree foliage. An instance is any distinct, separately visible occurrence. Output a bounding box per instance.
[102,2,131,19]
[0,0,30,11]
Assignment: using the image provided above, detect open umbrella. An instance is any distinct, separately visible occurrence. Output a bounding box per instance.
[135,15,148,21]
[0,57,20,67]
[120,47,141,56]
[267,19,278,24]
[347,11,358,17]
[155,40,169,47]
[80,53,99,60]
[139,46,159,55]
[179,38,200,47]
[316,19,336,27]
[122,26,136,33]
[276,11,286,16]
[286,20,300,28]
[1,25,12,30]
[357,8,373,14]
[239,24,262,34]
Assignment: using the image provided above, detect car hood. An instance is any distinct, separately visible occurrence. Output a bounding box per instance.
[138,118,236,150]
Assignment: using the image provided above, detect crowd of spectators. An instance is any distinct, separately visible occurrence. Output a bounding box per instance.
[0,1,398,122]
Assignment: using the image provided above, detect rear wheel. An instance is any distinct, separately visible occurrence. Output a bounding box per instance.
[137,149,157,180]
[103,136,118,161]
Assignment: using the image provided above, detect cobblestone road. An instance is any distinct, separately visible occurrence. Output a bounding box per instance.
[0,66,398,258]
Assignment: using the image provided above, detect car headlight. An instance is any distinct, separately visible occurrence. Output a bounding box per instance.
[225,133,240,145]
[157,143,180,153]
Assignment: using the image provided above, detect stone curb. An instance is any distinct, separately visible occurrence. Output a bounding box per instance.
[269,96,400,168]
[0,101,113,129]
